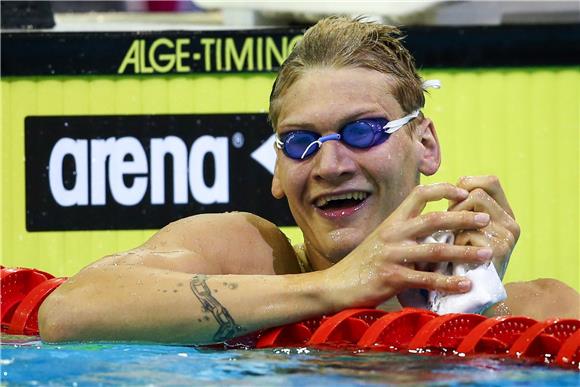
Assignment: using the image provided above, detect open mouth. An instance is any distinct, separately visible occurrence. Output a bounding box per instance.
[314,192,369,211]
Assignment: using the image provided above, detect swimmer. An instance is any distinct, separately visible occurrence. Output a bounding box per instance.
[38,17,579,344]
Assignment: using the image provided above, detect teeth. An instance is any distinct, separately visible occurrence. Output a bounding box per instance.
[315,192,368,207]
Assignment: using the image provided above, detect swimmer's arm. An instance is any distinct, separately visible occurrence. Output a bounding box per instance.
[38,264,336,344]
[484,278,580,319]
[39,212,336,344]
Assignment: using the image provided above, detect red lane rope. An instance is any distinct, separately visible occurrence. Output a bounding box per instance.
[8,277,68,335]
[456,315,537,355]
[1,267,67,336]
[1,268,52,324]
[407,313,488,353]
[358,308,436,351]
[1,266,578,370]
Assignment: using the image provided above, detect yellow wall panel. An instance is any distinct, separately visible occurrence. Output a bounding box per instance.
[89,79,116,113]
[191,76,220,112]
[0,81,8,257]
[1,69,578,292]
[167,78,196,114]
[3,80,36,269]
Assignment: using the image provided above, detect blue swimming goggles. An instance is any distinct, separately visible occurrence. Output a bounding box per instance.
[275,109,420,160]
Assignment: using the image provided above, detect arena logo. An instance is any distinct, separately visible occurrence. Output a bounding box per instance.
[25,114,293,231]
[48,135,229,207]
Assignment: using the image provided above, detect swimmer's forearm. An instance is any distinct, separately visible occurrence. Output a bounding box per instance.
[186,272,337,343]
[38,265,337,344]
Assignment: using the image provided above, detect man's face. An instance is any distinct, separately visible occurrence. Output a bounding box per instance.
[272,67,429,268]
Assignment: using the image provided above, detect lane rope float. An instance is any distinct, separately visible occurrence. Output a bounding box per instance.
[1,266,578,370]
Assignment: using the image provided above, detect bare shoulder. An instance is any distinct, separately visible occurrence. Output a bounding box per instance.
[96,212,301,275]
[485,278,580,319]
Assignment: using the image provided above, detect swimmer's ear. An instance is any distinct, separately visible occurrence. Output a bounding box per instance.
[416,117,441,176]
[271,157,286,199]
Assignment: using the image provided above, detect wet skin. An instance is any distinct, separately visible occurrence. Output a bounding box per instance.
[271,67,440,270]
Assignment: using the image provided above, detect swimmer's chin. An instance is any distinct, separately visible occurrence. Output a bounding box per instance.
[324,231,363,262]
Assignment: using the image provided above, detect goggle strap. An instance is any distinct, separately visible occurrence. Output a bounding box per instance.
[301,141,320,159]
[275,136,284,148]
[422,79,441,90]
[384,110,420,134]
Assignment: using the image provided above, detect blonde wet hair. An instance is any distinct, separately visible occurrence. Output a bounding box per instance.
[269,16,425,132]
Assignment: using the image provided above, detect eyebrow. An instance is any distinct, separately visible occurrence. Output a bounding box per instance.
[278,108,389,133]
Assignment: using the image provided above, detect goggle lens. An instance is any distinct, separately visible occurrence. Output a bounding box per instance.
[341,120,386,148]
[276,110,419,160]
[283,131,320,159]
[280,118,389,160]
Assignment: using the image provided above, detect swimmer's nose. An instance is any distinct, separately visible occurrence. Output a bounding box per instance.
[312,138,357,183]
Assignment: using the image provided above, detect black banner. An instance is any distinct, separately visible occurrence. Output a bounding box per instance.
[2,24,580,77]
[3,30,303,76]
[25,114,294,231]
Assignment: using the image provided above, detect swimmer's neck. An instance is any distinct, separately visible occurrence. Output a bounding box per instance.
[301,240,345,271]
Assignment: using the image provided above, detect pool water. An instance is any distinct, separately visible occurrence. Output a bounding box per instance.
[1,335,578,386]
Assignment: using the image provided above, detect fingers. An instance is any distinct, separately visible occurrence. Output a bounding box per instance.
[454,230,491,248]
[457,228,514,258]
[450,187,520,240]
[455,229,513,278]
[455,176,515,219]
[398,267,472,294]
[392,183,468,220]
[393,243,492,264]
[448,181,519,280]
[392,210,491,239]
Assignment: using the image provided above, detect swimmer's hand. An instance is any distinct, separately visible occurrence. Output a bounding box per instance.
[447,176,520,279]
[325,183,493,310]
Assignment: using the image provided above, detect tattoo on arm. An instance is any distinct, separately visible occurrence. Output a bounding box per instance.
[190,275,242,341]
